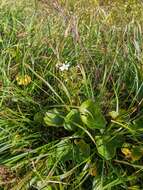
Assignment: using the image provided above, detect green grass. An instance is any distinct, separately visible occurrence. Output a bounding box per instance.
[0,0,143,189]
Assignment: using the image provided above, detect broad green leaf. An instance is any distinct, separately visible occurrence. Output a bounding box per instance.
[80,99,106,129]
[74,139,90,163]
[55,139,73,162]
[95,136,117,160]
[64,109,81,131]
[44,109,64,127]
[55,139,90,163]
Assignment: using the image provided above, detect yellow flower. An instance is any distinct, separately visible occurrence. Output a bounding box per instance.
[121,146,143,161]
[16,74,31,86]
[121,148,132,158]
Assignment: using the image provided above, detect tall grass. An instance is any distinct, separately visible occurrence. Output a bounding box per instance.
[0,0,143,189]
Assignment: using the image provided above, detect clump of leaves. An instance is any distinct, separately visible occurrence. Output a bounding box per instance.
[44,99,120,161]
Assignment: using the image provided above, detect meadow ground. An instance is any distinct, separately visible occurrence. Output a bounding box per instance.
[0,0,143,189]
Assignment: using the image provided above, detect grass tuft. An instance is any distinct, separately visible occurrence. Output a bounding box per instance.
[0,0,143,189]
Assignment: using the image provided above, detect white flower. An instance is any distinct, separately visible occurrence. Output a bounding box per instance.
[59,63,70,71]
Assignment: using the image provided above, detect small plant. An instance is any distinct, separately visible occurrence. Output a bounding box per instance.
[43,99,130,161]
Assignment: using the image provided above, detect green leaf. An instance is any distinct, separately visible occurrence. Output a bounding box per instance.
[128,186,140,190]
[131,146,143,161]
[95,136,118,160]
[55,139,72,162]
[79,99,106,129]
[74,139,90,162]
[34,112,43,124]
[44,109,64,127]
[64,109,81,131]
[55,139,90,163]
[132,116,143,133]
